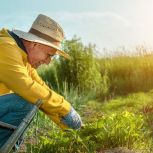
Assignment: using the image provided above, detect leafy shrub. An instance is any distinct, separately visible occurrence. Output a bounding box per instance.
[56,37,103,94]
[37,62,59,90]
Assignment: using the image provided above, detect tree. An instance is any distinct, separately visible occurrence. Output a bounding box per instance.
[57,36,102,93]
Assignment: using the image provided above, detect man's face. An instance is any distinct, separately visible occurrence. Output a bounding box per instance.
[27,42,58,68]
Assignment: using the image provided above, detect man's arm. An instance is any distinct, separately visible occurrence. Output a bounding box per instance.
[0,43,82,129]
[27,64,51,91]
[29,64,83,129]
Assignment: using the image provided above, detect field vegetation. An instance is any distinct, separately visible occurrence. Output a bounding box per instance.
[22,37,153,153]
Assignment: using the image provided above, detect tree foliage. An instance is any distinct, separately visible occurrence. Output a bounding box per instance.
[56,37,102,93]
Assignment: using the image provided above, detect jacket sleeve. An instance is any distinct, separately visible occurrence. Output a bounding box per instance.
[28,64,51,91]
[0,43,71,129]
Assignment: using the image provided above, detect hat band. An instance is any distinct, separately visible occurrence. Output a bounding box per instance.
[29,28,59,43]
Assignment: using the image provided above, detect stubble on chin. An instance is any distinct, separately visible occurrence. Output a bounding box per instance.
[32,64,38,69]
[27,58,36,69]
[29,61,37,69]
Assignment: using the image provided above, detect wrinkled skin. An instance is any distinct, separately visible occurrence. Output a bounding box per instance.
[22,39,60,68]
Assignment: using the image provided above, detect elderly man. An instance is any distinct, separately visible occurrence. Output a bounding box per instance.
[0,14,82,147]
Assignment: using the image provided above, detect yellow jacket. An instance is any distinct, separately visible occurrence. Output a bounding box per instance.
[0,28,71,129]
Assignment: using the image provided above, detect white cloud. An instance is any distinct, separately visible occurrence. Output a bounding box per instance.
[50,11,132,50]
[52,11,131,27]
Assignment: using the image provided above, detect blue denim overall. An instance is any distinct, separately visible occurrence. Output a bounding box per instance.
[0,93,33,148]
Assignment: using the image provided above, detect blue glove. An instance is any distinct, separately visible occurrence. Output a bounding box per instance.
[61,107,82,129]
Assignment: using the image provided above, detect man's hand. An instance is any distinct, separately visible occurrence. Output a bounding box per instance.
[61,107,82,129]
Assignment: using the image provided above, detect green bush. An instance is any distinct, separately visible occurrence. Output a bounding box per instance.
[37,37,110,99]
[56,37,103,94]
[37,62,59,90]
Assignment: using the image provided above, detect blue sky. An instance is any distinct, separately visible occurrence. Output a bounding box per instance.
[0,0,153,55]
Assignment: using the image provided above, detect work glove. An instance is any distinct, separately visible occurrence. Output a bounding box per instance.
[61,106,82,130]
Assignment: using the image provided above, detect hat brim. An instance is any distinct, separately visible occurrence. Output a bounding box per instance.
[12,30,70,59]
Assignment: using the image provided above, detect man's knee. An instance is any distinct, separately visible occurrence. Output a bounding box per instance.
[0,93,34,126]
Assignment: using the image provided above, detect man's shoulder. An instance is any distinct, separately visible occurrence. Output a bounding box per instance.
[0,28,17,46]
[0,30,24,60]
[0,28,28,65]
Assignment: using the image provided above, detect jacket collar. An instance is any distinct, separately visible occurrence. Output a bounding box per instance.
[7,30,27,54]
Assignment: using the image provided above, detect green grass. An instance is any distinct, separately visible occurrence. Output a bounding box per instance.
[22,91,153,153]
[99,54,153,96]
[101,91,153,114]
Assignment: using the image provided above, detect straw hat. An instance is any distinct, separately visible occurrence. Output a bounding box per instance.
[12,14,70,59]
